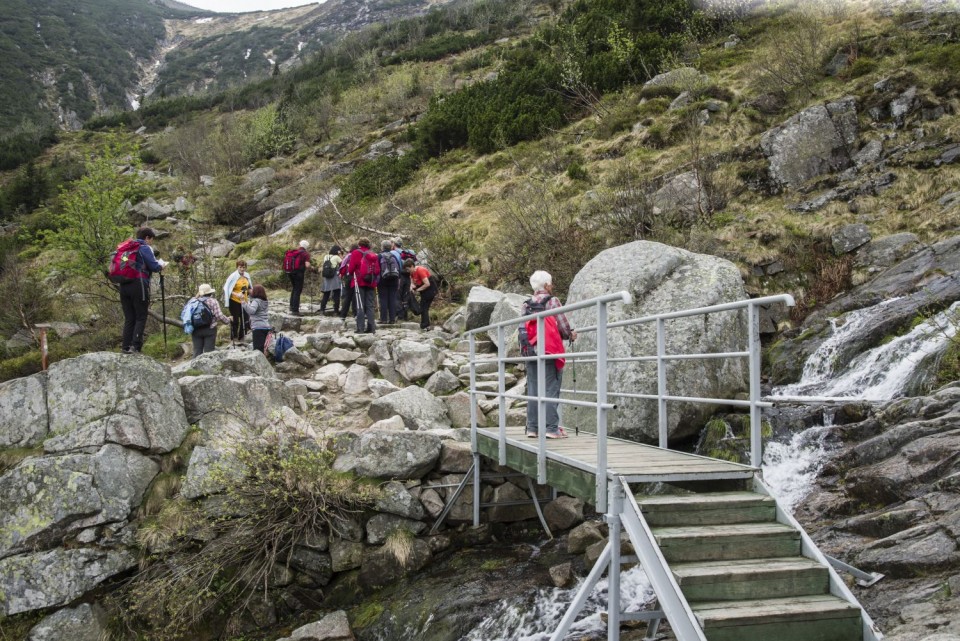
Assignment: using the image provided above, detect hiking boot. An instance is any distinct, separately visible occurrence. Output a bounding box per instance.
[121,347,135,355]
[525,429,537,438]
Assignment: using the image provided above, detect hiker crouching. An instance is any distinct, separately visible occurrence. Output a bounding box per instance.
[522,270,577,439]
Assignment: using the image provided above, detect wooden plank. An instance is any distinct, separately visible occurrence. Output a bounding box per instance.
[475,436,597,503]
[674,558,829,601]
[692,594,860,626]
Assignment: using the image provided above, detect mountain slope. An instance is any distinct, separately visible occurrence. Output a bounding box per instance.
[0,0,201,133]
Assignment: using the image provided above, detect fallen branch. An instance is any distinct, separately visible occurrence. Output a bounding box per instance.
[327,197,404,241]
[149,308,184,328]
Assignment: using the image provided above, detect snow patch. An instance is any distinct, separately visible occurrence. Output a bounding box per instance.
[298,41,307,52]
[195,17,214,24]
[244,48,252,60]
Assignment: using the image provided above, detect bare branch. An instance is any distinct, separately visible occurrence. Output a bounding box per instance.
[327,197,404,241]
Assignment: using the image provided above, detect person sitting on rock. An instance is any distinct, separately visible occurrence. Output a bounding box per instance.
[190,283,231,357]
[242,285,271,354]
[523,270,576,439]
[223,259,252,346]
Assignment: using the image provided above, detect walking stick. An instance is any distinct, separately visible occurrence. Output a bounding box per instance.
[159,273,168,356]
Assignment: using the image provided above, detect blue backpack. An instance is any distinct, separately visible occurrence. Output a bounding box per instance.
[274,334,294,362]
[181,298,213,334]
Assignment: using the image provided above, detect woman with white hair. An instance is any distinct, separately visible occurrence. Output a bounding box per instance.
[522,270,577,439]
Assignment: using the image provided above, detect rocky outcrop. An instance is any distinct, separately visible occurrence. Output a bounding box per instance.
[0,548,137,616]
[171,349,277,379]
[760,96,858,189]
[564,241,748,442]
[45,352,189,454]
[27,603,108,641]
[486,293,527,356]
[0,444,157,557]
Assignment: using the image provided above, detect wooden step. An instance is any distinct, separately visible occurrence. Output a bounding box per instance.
[637,491,776,526]
[672,557,829,601]
[691,594,862,641]
[652,522,800,562]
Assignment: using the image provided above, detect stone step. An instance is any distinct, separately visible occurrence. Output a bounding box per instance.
[672,557,828,602]
[690,594,862,641]
[652,522,800,563]
[455,339,496,354]
[637,491,777,526]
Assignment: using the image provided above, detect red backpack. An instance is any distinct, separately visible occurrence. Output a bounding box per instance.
[361,250,381,284]
[108,239,144,283]
[282,248,307,273]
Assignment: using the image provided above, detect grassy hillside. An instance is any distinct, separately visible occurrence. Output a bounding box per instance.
[1,0,959,379]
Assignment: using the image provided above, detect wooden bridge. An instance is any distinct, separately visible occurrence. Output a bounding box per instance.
[441,292,884,641]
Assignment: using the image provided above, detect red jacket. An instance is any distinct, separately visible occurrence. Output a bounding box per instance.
[524,316,565,370]
[344,247,377,289]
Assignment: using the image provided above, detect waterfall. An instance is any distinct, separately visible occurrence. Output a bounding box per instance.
[774,300,960,401]
[460,565,654,641]
[761,416,838,514]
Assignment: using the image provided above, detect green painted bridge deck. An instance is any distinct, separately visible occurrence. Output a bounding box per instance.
[474,425,757,504]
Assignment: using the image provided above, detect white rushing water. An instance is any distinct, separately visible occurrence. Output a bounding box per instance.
[460,564,654,641]
[761,419,838,514]
[774,300,960,401]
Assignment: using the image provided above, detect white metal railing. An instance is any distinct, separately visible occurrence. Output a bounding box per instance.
[465,291,795,511]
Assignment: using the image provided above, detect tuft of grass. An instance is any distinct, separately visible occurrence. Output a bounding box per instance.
[383,527,415,567]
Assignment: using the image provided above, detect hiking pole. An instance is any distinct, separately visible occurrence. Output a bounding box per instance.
[159,273,168,356]
[570,338,577,436]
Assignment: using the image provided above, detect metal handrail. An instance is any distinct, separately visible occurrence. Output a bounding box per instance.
[467,291,795,510]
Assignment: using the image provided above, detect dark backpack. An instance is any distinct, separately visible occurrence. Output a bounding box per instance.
[361,250,381,284]
[274,333,294,362]
[379,252,399,283]
[399,249,417,264]
[282,248,307,273]
[108,239,144,283]
[191,298,214,329]
[518,297,549,357]
[321,256,336,279]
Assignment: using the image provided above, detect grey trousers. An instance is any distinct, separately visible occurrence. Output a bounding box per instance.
[526,361,563,433]
[191,326,217,356]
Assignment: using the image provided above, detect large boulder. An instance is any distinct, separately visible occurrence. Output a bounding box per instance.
[179,375,293,439]
[44,352,189,454]
[0,445,158,557]
[486,293,527,356]
[171,349,276,379]
[278,611,354,641]
[393,340,444,382]
[564,241,748,442]
[760,96,858,189]
[465,286,504,330]
[0,373,48,448]
[333,430,442,479]
[368,386,450,431]
[0,547,137,616]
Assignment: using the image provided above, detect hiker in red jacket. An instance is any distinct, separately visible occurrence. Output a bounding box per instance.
[523,270,576,439]
[284,240,312,315]
[344,237,379,334]
[114,227,167,354]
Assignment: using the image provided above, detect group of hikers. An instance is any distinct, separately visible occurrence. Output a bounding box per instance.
[282,237,437,335]
[109,228,439,357]
[110,228,575,440]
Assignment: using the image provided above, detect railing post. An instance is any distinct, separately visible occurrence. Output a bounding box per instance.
[606,479,623,641]
[497,325,507,465]
[656,318,668,449]
[469,332,480,527]
[536,314,547,484]
[748,303,762,468]
[596,300,609,513]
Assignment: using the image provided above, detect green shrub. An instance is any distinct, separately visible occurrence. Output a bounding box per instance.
[566,161,590,182]
[341,153,422,203]
[848,56,877,78]
[113,440,381,640]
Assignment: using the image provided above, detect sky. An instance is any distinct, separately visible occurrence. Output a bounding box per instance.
[182,0,321,13]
